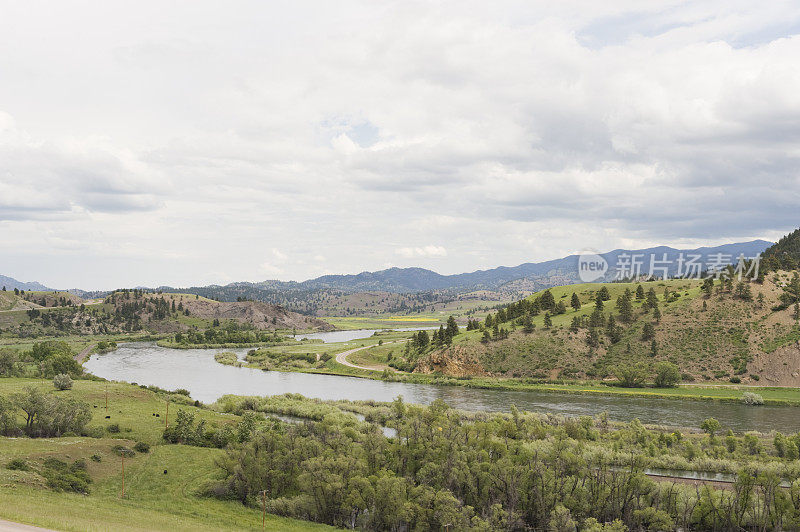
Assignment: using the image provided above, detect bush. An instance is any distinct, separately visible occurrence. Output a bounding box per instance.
[111,445,135,457]
[729,376,741,384]
[742,392,764,405]
[106,423,121,433]
[53,373,73,390]
[614,364,647,388]
[133,441,150,453]
[40,354,83,379]
[42,458,92,493]
[6,458,30,471]
[654,362,681,388]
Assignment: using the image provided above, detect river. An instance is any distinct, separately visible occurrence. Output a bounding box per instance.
[84,342,800,433]
[294,327,438,343]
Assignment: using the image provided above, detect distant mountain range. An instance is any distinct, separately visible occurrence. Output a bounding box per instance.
[1,239,774,297]
[161,239,773,298]
[0,275,53,292]
[281,240,773,292]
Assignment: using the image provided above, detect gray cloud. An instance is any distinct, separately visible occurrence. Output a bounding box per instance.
[0,1,798,288]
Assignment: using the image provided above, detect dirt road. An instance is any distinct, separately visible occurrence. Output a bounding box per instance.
[0,519,55,532]
[73,343,95,363]
[335,345,378,370]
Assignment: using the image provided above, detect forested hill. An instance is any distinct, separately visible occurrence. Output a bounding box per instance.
[763,228,800,270]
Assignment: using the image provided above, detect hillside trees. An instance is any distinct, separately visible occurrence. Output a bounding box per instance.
[571,292,581,311]
[616,289,633,323]
[7,387,91,437]
[211,397,800,530]
[781,271,800,307]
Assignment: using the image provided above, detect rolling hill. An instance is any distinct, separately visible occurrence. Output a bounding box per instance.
[403,266,800,386]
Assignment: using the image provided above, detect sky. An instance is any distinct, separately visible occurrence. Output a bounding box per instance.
[1,0,799,290]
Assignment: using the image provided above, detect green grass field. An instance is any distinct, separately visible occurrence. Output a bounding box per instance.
[0,378,329,531]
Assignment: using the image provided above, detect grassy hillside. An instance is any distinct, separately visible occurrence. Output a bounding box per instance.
[404,272,800,386]
[0,379,329,531]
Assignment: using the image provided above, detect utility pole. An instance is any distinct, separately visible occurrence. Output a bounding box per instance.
[260,490,267,531]
[165,400,169,429]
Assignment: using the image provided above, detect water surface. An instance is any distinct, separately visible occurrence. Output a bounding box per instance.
[84,342,800,432]
[295,327,437,343]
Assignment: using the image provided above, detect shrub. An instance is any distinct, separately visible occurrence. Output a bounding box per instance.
[729,376,741,384]
[654,362,681,388]
[42,458,92,493]
[90,454,102,462]
[6,458,30,471]
[614,364,647,388]
[106,423,121,433]
[742,392,764,405]
[53,373,73,390]
[750,374,760,381]
[111,445,135,458]
[133,441,150,453]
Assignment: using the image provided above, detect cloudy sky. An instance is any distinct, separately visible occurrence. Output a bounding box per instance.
[1,1,799,289]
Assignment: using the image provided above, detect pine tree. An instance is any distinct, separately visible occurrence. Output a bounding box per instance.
[702,277,714,298]
[543,312,552,329]
[653,305,661,323]
[598,286,611,301]
[446,316,459,338]
[735,282,753,301]
[616,289,633,323]
[523,314,534,333]
[539,290,555,310]
[642,322,655,341]
[595,293,604,310]
[644,288,658,311]
[589,307,605,328]
[781,271,800,307]
[570,292,581,311]
[635,284,645,300]
[650,339,658,357]
[606,314,621,343]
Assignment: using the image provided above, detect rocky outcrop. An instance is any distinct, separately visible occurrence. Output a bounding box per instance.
[414,346,487,377]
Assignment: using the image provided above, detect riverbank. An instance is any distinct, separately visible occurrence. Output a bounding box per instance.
[156,338,317,349]
[199,336,800,407]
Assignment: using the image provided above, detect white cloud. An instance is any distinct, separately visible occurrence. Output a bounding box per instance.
[396,246,448,258]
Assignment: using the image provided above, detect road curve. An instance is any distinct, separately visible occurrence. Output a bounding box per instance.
[335,345,378,371]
